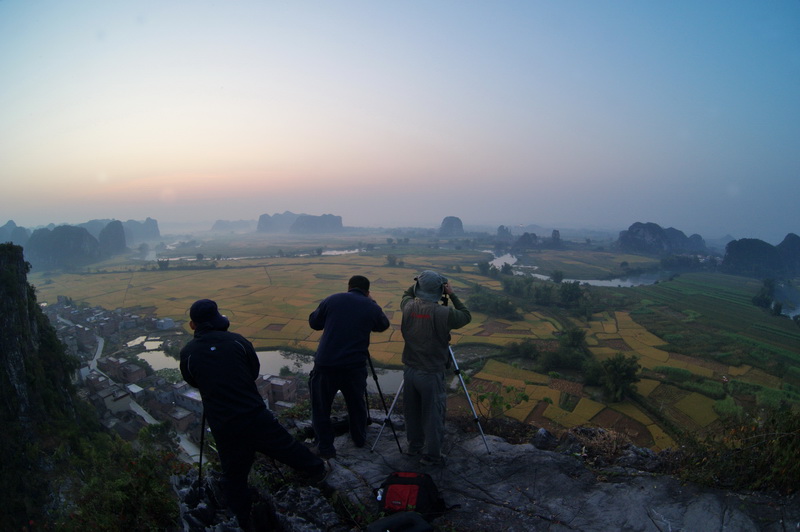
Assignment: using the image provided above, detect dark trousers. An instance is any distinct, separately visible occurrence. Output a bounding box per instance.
[403,366,447,458]
[213,410,324,527]
[309,364,369,456]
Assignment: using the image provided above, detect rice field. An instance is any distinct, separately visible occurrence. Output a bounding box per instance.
[30,246,797,451]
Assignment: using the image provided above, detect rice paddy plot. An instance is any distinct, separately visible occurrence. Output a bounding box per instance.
[674,392,718,427]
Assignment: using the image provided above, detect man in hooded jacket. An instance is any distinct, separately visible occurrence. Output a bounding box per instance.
[400,270,471,466]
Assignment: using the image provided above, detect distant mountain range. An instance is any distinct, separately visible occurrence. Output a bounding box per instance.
[2,215,798,278]
[0,218,159,270]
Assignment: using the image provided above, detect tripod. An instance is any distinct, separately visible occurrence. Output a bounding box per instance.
[371,345,491,454]
[367,354,403,453]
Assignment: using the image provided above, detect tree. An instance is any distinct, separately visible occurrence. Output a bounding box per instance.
[496,225,513,243]
[752,278,775,308]
[502,338,539,360]
[559,327,586,349]
[386,254,398,267]
[550,270,564,283]
[559,280,583,306]
[467,284,520,319]
[477,261,490,275]
[600,353,640,402]
[534,284,553,306]
[551,229,561,247]
[475,384,530,422]
[138,421,179,453]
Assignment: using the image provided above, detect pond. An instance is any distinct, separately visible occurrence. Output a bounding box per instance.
[135,344,403,393]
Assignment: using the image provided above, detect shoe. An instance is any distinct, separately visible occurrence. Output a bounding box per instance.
[308,444,336,460]
[420,454,446,466]
[306,460,333,486]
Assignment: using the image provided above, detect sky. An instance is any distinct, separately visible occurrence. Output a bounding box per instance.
[1,1,798,243]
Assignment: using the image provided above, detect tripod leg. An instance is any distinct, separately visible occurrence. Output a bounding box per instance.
[198,411,206,494]
[367,356,403,453]
[449,346,491,454]
[370,379,404,452]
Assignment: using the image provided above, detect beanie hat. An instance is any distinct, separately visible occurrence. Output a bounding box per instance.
[414,270,446,302]
[189,299,230,331]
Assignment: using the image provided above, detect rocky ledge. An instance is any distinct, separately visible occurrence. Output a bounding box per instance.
[176,415,799,531]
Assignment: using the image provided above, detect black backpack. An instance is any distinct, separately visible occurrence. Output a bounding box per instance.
[375,472,447,520]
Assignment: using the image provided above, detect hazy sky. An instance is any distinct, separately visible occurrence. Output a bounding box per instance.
[1,2,798,242]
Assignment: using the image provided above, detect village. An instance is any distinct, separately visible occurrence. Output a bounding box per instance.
[41,298,303,461]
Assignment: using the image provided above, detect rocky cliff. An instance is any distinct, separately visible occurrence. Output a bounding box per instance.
[257,211,302,232]
[0,243,79,526]
[439,216,465,237]
[617,222,707,255]
[98,219,128,256]
[123,217,160,242]
[0,220,30,246]
[722,235,800,278]
[25,225,102,269]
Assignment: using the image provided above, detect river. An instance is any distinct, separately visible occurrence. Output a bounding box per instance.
[488,253,800,315]
[488,252,665,287]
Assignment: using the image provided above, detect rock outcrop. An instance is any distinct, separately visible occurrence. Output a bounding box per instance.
[0,220,30,246]
[25,225,102,269]
[0,243,78,526]
[123,217,160,242]
[79,218,160,243]
[617,222,707,255]
[176,415,798,531]
[777,232,800,275]
[722,237,789,278]
[98,220,127,256]
[257,211,302,233]
[438,216,464,237]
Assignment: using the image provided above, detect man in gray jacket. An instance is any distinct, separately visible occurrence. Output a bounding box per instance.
[400,270,471,466]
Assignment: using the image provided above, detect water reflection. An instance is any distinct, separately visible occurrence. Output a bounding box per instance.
[134,349,403,393]
[485,252,664,287]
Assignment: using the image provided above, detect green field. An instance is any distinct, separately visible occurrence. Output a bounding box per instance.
[515,248,660,279]
[629,272,800,366]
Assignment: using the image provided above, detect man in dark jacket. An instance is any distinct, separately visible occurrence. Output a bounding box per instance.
[180,299,326,530]
[401,270,471,466]
[308,275,390,459]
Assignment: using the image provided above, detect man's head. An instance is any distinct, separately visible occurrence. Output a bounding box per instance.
[414,270,447,302]
[189,299,230,331]
[348,275,370,294]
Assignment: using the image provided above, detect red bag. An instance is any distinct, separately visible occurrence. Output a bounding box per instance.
[376,472,446,519]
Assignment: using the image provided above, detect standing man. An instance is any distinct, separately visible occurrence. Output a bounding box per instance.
[180,299,326,530]
[308,275,390,459]
[401,270,471,466]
